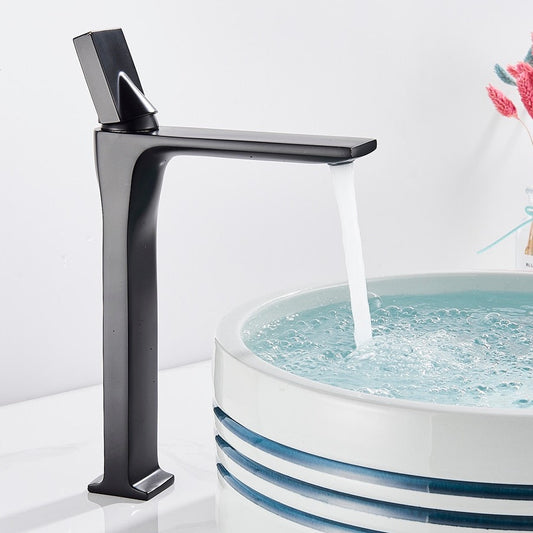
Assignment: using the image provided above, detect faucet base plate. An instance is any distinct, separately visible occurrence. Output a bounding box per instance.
[88,468,174,500]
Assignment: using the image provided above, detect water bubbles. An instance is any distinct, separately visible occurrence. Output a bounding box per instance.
[387,305,402,318]
[242,290,533,409]
[280,328,297,339]
[322,349,337,360]
[513,399,533,408]
[373,325,392,335]
[399,345,413,356]
[484,312,501,324]
[368,293,383,313]
[338,318,352,332]
[355,350,375,361]
[498,381,522,390]
[373,308,390,319]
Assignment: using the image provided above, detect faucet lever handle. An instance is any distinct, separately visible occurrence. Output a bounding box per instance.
[74,29,158,131]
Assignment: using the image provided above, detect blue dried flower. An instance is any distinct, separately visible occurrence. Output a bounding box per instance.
[524,47,533,66]
[494,63,516,86]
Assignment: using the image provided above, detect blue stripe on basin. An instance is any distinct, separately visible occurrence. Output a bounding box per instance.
[216,437,533,530]
[214,407,533,501]
[218,463,385,533]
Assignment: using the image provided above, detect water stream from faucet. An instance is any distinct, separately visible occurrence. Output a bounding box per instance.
[330,162,373,348]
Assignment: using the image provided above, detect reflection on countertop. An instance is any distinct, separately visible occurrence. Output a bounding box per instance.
[0,361,217,533]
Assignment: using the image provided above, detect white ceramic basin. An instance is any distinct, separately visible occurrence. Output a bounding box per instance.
[214,272,533,533]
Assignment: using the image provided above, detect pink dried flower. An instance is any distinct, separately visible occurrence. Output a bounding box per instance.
[516,69,533,119]
[507,61,533,79]
[486,84,518,118]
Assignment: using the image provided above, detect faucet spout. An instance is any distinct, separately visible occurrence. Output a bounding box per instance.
[100,125,376,164]
[75,29,377,501]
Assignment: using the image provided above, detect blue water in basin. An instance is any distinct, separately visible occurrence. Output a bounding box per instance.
[242,291,533,408]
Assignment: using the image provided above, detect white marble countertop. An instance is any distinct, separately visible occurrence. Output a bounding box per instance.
[0,361,218,533]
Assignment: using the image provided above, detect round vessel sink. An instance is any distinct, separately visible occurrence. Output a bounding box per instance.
[214,272,533,533]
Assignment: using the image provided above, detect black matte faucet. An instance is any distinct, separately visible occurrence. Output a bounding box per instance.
[73,28,377,501]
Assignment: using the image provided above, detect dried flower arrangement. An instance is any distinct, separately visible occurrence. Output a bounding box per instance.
[479,37,533,256]
[487,35,533,144]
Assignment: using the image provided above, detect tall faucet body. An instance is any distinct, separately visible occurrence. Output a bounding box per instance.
[75,29,377,500]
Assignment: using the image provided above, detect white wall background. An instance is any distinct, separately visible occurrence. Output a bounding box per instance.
[1,0,532,405]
